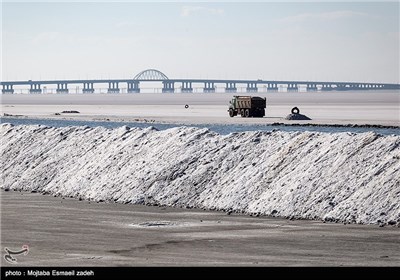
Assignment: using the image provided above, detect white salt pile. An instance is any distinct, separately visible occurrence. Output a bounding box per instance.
[1,123,399,226]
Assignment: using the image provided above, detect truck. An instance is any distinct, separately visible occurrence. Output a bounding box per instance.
[228,95,266,118]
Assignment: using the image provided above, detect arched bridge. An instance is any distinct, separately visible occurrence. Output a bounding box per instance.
[1,69,399,94]
[133,69,169,80]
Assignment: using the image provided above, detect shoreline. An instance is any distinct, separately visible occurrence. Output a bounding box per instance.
[2,187,399,228]
[2,115,399,130]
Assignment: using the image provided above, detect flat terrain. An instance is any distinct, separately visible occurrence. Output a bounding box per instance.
[1,91,399,267]
[1,91,399,126]
[1,191,399,267]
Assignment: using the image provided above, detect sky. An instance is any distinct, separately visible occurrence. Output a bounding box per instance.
[1,1,399,83]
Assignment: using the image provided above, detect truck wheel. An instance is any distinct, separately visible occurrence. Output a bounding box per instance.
[240,109,245,117]
[245,109,250,118]
[229,109,234,117]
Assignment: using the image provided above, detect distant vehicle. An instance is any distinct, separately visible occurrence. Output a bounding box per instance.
[228,95,266,118]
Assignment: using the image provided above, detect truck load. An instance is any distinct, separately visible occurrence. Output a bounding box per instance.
[228,95,266,118]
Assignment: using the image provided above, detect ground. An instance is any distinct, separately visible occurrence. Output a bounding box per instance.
[1,91,399,126]
[1,191,399,267]
[1,91,399,267]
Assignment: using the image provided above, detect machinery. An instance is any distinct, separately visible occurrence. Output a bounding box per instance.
[228,95,266,118]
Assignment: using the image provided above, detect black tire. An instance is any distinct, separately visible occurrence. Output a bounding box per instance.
[244,109,250,118]
[291,107,300,114]
[240,109,245,117]
[185,104,189,109]
[229,109,234,117]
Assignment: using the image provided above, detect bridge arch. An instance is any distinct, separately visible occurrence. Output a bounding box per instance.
[133,69,169,80]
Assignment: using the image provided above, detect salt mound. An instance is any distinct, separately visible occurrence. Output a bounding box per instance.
[285,113,312,120]
[1,123,399,226]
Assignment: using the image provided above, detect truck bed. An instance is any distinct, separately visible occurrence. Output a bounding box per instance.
[235,96,266,109]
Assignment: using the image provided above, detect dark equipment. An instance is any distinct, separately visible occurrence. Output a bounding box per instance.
[228,95,266,118]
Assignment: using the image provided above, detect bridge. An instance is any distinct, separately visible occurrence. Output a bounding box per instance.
[1,69,399,94]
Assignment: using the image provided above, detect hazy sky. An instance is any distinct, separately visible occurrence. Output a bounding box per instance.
[1,1,399,83]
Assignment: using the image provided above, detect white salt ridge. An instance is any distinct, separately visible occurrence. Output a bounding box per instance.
[1,123,399,226]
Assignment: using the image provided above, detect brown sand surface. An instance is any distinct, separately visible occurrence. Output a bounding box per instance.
[1,191,399,266]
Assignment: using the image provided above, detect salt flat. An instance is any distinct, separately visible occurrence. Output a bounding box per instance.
[1,91,399,126]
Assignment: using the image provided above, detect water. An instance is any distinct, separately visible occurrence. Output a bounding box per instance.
[1,117,399,135]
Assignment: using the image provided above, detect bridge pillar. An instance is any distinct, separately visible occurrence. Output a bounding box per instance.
[287,83,298,92]
[2,84,14,94]
[321,84,333,91]
[246,82,258,93]
[127,81,140,93]
[349,84,362,91]
[225,82,237,93]
[203,82,215,93]
[56,83,69,94]
[306,84,317,92]
[181,82,193,93]
[108,82,120,93]
[29,83,42,94]
[83,82,95,93]
[336,84,349,91]
[267,83,278,92]
[162,81,174,93]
